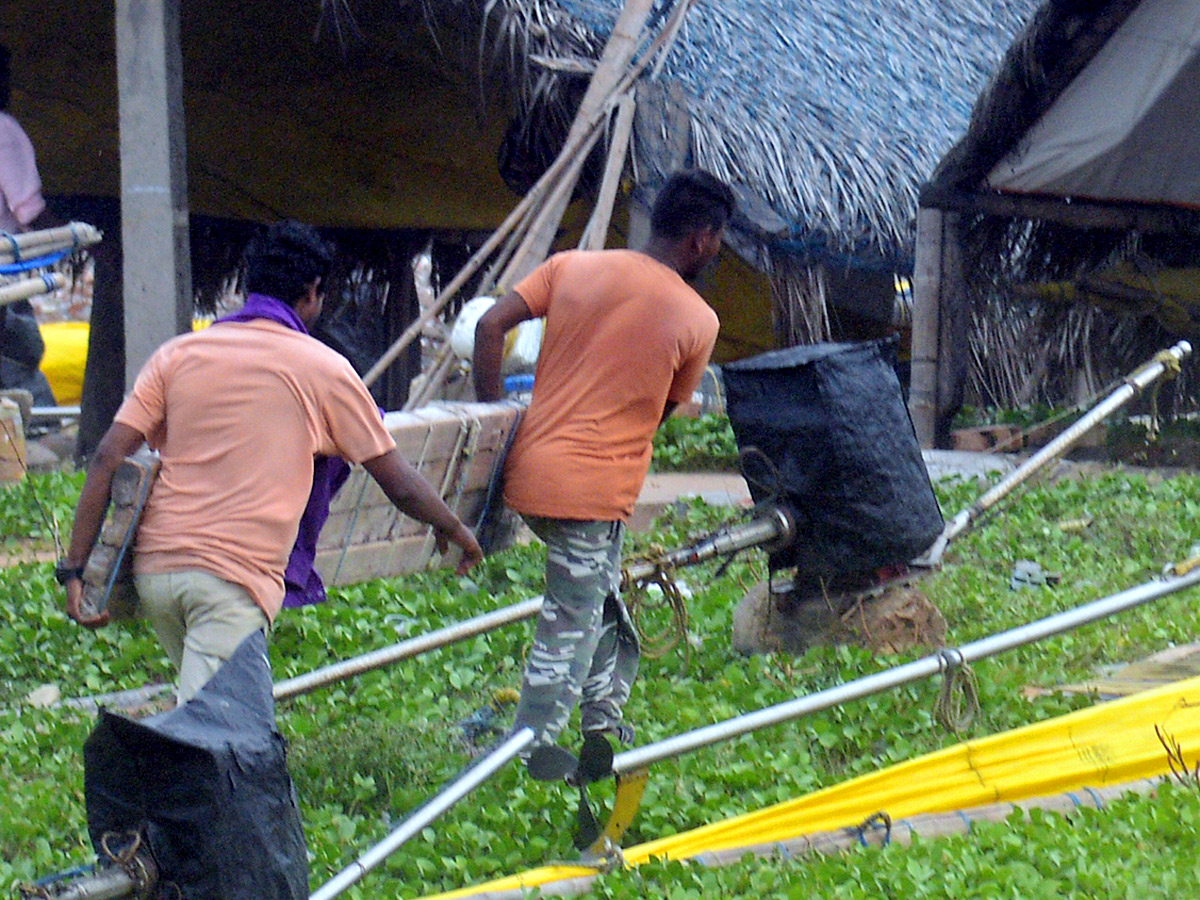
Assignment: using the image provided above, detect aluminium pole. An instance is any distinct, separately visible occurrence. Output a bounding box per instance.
[613,563,1200,775]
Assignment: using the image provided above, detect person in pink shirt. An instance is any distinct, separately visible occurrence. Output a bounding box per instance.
[0,44,58,405]
[61,222,483,702]
[0,44,49,234]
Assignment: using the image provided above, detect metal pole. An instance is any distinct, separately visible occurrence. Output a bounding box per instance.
[309,728,535,900]
[613,564,1200,774]
[274,598,544,701]
[921,340,1192,564]
[275,510,790,701]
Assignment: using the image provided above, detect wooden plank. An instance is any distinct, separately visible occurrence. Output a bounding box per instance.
[919,184,1200,236]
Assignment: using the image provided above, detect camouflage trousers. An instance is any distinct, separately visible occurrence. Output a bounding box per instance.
[513,516,640,747]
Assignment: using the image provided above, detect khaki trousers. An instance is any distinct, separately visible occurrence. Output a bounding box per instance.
[135,569,269,703]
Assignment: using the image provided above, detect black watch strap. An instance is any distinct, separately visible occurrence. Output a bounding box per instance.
[54,562,86,586]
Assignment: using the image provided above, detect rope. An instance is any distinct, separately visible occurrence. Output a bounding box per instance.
[622,554,690,661]
[852,811,892,847]
[934,648,980,733]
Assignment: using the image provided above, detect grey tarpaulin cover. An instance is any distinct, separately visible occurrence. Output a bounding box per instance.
[82,631,308,900]
[723,338,943,579]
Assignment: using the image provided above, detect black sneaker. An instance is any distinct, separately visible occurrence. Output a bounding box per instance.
[584,722,635,747]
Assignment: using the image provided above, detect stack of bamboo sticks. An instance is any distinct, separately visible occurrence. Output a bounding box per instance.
[364,0,698,408]
[0,222,102,308]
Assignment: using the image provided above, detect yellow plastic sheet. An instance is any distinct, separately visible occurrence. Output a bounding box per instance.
[422,673,1200,899]
[39,321,89,405]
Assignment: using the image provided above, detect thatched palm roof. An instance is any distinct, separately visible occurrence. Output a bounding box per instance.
[406,0,1040,272]
[917,0,1200,410]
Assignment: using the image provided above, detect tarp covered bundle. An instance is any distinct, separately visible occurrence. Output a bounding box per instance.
[723,339,943,578]
[82,631,308,900]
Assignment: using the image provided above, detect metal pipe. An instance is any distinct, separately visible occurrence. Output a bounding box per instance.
[276,510,790,701]
[921,340,1192,564]
[309,728,535,900]
[634,507,792,576]
[613,564,1200,774]
[26,854,158,900]
[274,598,544,701]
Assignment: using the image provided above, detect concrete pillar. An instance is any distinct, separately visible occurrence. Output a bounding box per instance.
[115,0,191,386]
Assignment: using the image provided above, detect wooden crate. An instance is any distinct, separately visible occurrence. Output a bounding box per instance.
[315,401,522,586]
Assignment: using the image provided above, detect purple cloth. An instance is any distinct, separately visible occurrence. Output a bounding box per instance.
[283,455,352,607]
[216,292,343,608]
[215,292,309,334]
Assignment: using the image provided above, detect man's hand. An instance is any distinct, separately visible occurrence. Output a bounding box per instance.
[434,522,485,575]
[364,449,487,574]
[64,577,110,629]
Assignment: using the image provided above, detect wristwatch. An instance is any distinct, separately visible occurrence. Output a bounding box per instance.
[54,561,86,586]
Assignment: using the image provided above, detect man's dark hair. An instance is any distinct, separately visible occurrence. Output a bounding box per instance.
[649,169,736,241]
[0,44,12,111]
[243,221,335,306]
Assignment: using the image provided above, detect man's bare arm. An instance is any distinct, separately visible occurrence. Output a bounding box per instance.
[472,291,535,402]
[63,422,147,626]
[362,449,483,574]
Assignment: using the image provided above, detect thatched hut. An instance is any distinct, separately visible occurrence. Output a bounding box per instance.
[2,0,1036,451]
[912,0,1200,446]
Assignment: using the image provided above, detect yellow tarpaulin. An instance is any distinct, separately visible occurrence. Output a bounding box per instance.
[39,321,89,406]
[422,673,1200,899]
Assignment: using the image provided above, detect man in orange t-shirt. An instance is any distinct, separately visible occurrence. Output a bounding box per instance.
[61,222,482,702]
[474,170,735,754]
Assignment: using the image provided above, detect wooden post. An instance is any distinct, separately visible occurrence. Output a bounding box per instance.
[115,0,191,386]
[909,207,944,448]
[909,207,967,448]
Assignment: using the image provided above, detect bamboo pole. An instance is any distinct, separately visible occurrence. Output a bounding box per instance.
[361,167,569,388]
[498,0,656,288]
[362,0,695,393]
[362,103,613,389]
[0,272,66,307]
[0,222,103,264]
[579,92,637,252]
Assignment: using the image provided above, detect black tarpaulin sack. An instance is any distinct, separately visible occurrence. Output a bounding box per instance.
[83,630,308,900]
[723,338,943,579]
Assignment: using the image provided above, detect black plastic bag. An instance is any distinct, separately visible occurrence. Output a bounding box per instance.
[724,338,943,579]
[83,631,308,900]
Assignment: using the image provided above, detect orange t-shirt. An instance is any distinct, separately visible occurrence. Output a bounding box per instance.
[115,320,396,620]
[503,250,719,521]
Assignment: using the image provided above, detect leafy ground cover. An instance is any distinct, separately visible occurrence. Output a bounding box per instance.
[3,461,1200,898]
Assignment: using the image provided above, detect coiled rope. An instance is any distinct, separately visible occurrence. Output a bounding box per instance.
[622,550,690,661]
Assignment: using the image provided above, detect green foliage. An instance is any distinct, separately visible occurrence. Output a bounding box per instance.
[0,470,84,549]
[651,414,740,472]
[4,469,1200,896]
[951,404,1066,431]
